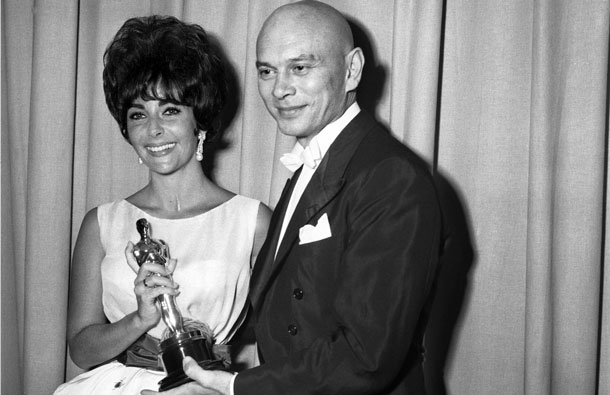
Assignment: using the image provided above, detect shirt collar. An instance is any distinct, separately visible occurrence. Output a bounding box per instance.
[310,102,361,158]
[280,102,361,172]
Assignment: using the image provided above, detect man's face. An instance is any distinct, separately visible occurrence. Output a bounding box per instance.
[256,22,349,145]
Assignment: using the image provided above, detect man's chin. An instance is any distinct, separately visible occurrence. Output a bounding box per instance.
[276,123,309,139]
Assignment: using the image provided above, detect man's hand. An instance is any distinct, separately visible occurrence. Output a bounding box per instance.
[141,357,234,395]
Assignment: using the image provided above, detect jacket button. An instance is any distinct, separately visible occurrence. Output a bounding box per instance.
[288,324,298,336]
[293,288,304,300]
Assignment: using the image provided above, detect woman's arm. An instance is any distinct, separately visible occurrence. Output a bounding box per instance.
[67,208,179,369]
[250,203,272,269]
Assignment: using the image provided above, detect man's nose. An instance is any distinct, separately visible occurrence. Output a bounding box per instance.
[272,72,295,99]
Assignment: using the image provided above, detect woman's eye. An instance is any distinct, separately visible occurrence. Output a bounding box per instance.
[164,107,181,116]
[128,112,145,120]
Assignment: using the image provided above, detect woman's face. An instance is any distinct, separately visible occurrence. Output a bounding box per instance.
[126,97,198,175]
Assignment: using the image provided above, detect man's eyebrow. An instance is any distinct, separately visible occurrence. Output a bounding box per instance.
[255,60,272,68]
[289,54,318,62]
[255,54,320,68]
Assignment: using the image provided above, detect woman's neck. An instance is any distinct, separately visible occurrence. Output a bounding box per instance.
[143,169,209,214]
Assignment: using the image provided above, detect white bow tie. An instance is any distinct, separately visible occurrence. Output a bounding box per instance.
[279,140,322,172]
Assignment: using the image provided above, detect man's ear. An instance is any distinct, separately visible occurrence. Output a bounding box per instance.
[345,47,365,92]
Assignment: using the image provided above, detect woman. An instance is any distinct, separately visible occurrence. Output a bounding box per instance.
[54,15,271,394]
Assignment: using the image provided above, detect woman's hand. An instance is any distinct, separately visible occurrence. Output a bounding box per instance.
[125,242,180,330]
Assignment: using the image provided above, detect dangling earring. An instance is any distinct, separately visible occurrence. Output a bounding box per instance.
[196,130,207,161]
[138,157,143,165]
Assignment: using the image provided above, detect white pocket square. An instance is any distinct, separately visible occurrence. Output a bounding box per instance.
[299,213,332,245]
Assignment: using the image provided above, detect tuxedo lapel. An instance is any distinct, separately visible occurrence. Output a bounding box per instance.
[250,168,301,308]
[266,168,302,261]
[273,111,375,273]
[252,111,376,310]
[273,160,343,265]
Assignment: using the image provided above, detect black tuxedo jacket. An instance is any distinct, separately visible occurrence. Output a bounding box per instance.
[236,111,442,394]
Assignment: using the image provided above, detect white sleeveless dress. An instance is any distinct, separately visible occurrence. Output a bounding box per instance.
[54,195,261,394]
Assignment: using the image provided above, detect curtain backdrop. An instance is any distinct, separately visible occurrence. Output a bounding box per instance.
[2,0,609,394]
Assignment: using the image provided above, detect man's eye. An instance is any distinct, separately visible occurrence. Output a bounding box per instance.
[292,65,309,74]
[258,68,274,79]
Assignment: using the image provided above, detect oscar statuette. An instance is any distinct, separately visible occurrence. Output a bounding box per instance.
[132,218,225,391]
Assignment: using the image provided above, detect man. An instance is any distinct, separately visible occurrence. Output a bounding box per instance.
[144,1,442,394]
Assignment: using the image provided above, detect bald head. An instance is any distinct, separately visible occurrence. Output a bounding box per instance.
[255,1,364,145]
[257,1,354,56]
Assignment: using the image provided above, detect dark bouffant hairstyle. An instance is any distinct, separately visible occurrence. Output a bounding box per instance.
[103,15,227,141]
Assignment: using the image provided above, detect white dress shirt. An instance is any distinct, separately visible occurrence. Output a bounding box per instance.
[276,102,361,256]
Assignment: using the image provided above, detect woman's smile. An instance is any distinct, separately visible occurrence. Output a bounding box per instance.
[146,142,176,155]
